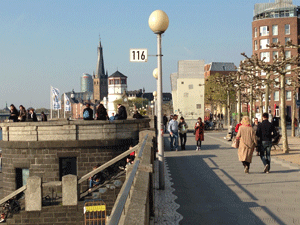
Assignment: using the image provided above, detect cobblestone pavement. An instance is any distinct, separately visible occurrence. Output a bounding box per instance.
[155,131,300,224]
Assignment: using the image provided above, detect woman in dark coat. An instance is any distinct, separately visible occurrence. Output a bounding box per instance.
[18,105,27,122]
[96,104,108,120]
[195,117,204,151]
[9,104,18,122]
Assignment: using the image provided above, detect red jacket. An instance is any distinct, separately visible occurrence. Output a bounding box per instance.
[235,123,242,133]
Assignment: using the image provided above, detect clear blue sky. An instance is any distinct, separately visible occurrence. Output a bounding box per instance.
[1,0,300,109]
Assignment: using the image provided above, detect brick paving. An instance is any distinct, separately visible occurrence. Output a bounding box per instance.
[154,132,300,224]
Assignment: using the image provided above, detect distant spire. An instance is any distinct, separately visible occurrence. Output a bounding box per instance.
[96,38,105,77]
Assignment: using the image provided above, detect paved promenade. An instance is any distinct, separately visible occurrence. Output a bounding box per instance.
[154,131,300,225]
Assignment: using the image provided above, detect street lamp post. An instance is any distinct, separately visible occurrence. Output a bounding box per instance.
[149,10,169,190]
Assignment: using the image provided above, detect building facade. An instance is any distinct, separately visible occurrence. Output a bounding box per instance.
[252,0,300,121]
[170,60,205,128]
[93,41,108,102]
[81,73,93,93]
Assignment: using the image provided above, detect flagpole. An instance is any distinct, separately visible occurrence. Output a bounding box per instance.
[64,93,66,119]
[50,86,53,119]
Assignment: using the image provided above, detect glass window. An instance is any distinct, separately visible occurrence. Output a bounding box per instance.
[121,79,126,84]
[286,64,291,74]
[272,38,278,44]
[254,27,257,37]
[254,40,258,50]
[184,93,189,97]
[286,78,291,85]
[273,51,279,59]
[196,104,201,109]
[272,25,278,35]
[261,70,266,76]
[286,91,292,100]
[285,24,290,34]
[114,79,120,85]
[274,91,279,101]
[189,84,193,89]
[285,37,290,44]
[285,50,291,58]
[260,39,269,49]
[261,52,270,62]
[260,26,269,36]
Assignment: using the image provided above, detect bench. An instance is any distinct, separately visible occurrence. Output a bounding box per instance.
[272,135,282,150]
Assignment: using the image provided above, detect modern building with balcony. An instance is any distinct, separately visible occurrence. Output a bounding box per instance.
[252,0,300,121]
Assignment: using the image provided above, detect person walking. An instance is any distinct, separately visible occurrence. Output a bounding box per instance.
[252,118,261,156]
[168,114,179,151]
[236,116,257,174]
[195,117,204,151]
[178,117,188,150]
[163,114,168,133]
[256,112,278,173]
[96,104,108,120]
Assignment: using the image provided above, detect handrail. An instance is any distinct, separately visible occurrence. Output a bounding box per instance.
[78,142,142,184]
[0,185,27,205]
[108,134,148,225]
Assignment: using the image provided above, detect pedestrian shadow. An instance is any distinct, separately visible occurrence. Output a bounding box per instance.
[250,169,300,174]
[165,154,286,225]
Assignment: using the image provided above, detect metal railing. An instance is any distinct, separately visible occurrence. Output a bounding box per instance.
[108,134,148,225]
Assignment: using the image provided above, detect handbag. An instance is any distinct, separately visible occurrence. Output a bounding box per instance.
[231,138,240,149]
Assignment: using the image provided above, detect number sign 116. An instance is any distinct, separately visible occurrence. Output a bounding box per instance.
[130,49,148,62]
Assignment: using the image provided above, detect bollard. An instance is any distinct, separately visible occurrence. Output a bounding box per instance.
[25,176,42,211]
[62,174,78,206]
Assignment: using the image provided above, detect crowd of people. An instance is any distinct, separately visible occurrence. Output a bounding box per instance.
[83,103,128,121]
[8,104,47,122]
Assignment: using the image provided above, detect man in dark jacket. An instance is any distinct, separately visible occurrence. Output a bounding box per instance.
[116,104,127,120]
[256,112,278,173]
[83,103,94,120]
[163,114,168,133]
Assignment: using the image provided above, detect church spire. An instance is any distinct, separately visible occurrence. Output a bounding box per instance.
[96,38,105,77]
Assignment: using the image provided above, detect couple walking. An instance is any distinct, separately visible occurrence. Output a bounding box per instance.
[168,115,204,151]
[236,113,277,174]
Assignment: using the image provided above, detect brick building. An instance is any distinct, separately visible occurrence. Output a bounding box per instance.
[252,0,300,121]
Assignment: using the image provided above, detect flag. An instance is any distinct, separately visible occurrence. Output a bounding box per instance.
[51,86,61,110]
[64,94,71,112]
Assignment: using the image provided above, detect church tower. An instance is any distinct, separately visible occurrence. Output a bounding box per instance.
[93,40,108,102]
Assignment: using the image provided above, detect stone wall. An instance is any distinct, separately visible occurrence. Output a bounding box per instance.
[0,119,150,196]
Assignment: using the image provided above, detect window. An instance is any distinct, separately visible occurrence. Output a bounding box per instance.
[285,37,290,44]
[59,157,77,181]
[261,52,270,62]
[286,78,291,85]
[196,104,201,109]
[261,70,266,76]
[254,27,257,37]
[273,51,279,59]
[274,78,279,88]
[181,82,184,84]
[254,40,258,50]
[272,38,278,44]
[109,80,113,85]
[286,91,292,100]
[260,39,269,49]
[286,64,291,74]
[114,79,120,85]
[285,24,290,34]
[184,93,189,97]
[285,50,291,58]
[121,79,126,84]
[189,84,193,89]
[272,25,278,35]
[274,91,279,101]
[260,26,269,36]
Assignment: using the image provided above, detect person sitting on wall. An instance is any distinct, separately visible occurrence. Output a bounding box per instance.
[96,104,108,120]
[133,110,144,119]
[115,104,127,120]
[29,108,37,122]
[9,104,18,122]
[41,111,47,121]
[109,113,116,121]
[83,103,94,120]
[88,164,103,192]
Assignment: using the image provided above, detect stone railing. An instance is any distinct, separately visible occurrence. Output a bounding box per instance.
[0,118,150,142]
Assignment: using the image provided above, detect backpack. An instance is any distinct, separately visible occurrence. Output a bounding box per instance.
[83,110,90,119]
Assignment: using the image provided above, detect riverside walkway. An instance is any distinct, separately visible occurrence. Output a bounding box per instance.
[154,131,300,225]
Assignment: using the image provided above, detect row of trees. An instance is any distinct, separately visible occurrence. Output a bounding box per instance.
[205,42,300,153]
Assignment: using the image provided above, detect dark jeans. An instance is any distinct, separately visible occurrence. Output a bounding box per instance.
[179,133,187,150]
[89,180,101,189]
[196,140,202,148]
[242,161,250,169]
[260,141,272,170]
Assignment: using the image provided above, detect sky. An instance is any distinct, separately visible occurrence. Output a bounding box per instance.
[1,0,300,109]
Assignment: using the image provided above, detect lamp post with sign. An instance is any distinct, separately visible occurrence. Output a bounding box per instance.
[149,10,169,190]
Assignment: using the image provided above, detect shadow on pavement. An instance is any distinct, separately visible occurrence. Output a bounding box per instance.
[166,154,285,225]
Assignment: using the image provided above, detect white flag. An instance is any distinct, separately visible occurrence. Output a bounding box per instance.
[51,87,61,110]
[64,94,71,112]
